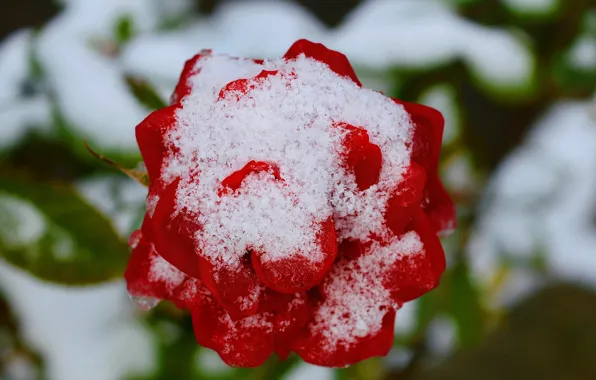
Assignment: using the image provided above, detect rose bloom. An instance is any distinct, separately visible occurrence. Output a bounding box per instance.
[124,39,456,368]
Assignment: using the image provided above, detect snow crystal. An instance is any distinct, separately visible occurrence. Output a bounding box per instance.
[311,232,423,350]
[148,253,185,290]
[164,53,414,271]
[0,193,46,248]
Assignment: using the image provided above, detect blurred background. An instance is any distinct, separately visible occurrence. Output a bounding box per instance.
[1,0,595,379]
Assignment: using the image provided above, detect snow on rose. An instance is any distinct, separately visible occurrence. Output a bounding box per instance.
[124,39,456,367]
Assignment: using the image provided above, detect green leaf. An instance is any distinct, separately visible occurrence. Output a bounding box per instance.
[445,261,487,347]
[125,76,168,111]
[0,176,129,285]
[114,16,136,45]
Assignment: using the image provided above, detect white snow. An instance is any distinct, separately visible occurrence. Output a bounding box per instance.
[394,300,418,337]
[34,0,164,152]
[426,315,457,357]
[76,175,147,237]
[418,84,460,145]
[122,0,534,98]
[469,100,596,306]
[0,193,47,249]
[310,232,423,350]
[286,363,334,380]
[568,35,596,69]
[0,262,156,380]
[501,0,559,14]
[0,30,52,149]
[148,253,186,290]
[167,53,414,269]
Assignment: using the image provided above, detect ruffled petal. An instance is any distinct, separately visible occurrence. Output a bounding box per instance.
[283,39,362,86]
[135,104,179,187]
[180,278,274,367]
[125,218,188,301]
[385,163,427,235]
[292,239,405,367]
[150,179,203,279]
[198,255,264,320]
[251,218,337,293]
[423,175,457,236]
[385,210,446,303]
[218,70,280,101]
[170,50,212,104]
[335,122,383,191]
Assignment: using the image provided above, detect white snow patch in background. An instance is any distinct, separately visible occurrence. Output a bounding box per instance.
[469,101,596,305]
[501,0,559,14]
[394,300,418,336]
[195,349,232,375]
[568,35,596,69]
[286,363,334,380]
[419,84,460,145]
[0,30,52,149]
[122,0,533,96]
[0,193,47,248]
[76,175,147,237]
[426,315,457,357]
[0,30,31,103]
[0,262,155,380]
[35,0,158,151]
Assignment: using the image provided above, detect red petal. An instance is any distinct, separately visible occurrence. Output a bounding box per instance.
[188,293,274,367]
[219,160,282,196]
[392,99,456,235]
[256,291,312,359]
[251,218,337,293]
[218,70,280,101]
[386,210,446,303]
[283,39,362,86]
[385,163,427,235]
[293,303,396,367]
[335,122,383,191]
[150,179,203,279]
[291,241,399,367]
[171,50,211,104]
[125,219,187,301]
[135,105,179,188]
[424,175,457,236]
[396,100,444,175]
[198,255,264,320]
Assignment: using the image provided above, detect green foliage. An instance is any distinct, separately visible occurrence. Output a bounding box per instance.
[0,176,129,285]
[115,16,136,45]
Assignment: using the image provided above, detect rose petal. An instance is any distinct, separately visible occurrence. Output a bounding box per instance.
[135,104,179,187]
[218,70,280,101]
[151,179,203,279]
[171,50,212,104]
[198,255,264,320]
[386,210,446,303]
[283,39,362,87]
[186,284,274,367]
[251,218,337,293]
[335,122,382,191]
[125,221,188,301]
[385,163,427,235]
[423,175,457,236]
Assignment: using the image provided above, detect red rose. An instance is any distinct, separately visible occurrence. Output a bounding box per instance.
[125,39,456,368]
